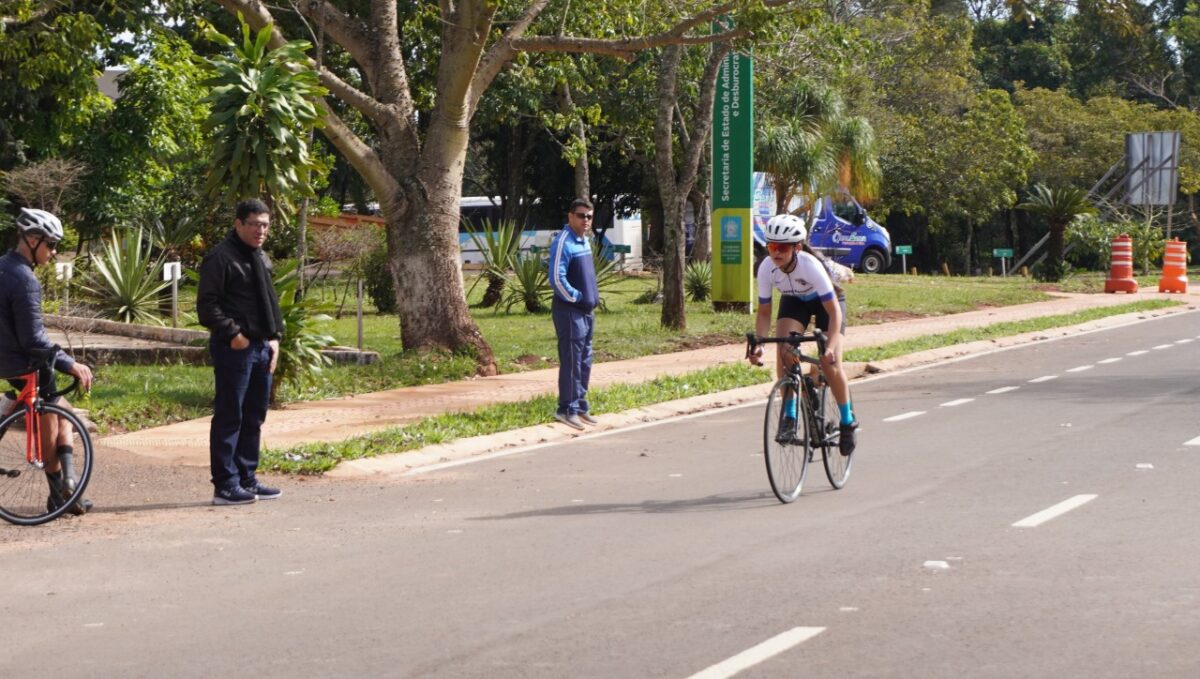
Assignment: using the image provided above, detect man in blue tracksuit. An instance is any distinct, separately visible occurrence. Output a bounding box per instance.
[549,198,600,430]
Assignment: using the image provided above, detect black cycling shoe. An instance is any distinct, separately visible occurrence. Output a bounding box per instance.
[838,420,858,457]
[776,415,797,444]
[46,470,91,516]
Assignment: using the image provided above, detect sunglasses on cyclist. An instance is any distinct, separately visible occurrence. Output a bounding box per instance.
[766,242,795,254]
[572,212,594,220]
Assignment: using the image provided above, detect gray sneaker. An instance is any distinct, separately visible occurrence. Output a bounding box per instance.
[577,413,599,425]
[213,485,257,506]
[554,412,585,430]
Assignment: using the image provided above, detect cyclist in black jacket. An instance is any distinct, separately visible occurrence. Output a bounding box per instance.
[0,208,94,514]
[196,199,284,506]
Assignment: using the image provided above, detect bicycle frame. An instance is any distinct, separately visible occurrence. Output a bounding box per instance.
[8,371,46,469]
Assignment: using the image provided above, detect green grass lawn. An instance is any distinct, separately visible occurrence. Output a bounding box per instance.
[84,271,1127,434]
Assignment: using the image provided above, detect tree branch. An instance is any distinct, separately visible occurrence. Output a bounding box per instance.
[470,0,553,113]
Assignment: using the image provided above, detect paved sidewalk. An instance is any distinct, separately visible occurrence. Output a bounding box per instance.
[100,291,1196,467]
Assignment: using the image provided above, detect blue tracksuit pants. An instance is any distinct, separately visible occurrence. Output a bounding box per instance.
[552,307,593,416]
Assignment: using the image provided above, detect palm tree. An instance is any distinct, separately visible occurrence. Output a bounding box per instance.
[755,79,879,215]
[1018,184,1098,281]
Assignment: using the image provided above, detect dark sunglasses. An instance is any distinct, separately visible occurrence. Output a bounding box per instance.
[572,212,594,220]
[766,242,795,254]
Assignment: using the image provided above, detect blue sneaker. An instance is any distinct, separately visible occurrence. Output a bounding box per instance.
[213,485,257,506]
[242,481,282,500]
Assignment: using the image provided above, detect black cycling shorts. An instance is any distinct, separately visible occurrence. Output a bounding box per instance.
[5,366,59,405]
[778,295,846,335]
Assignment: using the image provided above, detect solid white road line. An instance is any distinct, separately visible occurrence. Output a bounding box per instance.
[1066,365,1093,373]
[1153,344,1173,350]
[883,411,926,422]
[1012,494,1098,528]
[686,627,826,679]
[1028,375,1058,383]
[939,398,974,407]
[1097,357,1122,364]
[1127,350,1149,356]
[986,386,1020,394]
[1184,435,1200,446]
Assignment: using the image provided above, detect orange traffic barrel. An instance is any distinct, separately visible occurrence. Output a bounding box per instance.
[1158,238,1188,293]
[1105,234,1138,294]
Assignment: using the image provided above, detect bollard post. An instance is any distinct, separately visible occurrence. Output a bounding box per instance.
[357,279,364,350]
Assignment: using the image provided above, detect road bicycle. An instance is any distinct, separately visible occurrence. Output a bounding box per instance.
[746,331,854,503]
[0,348,94,526]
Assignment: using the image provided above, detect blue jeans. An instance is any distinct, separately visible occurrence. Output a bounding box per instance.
[209,338,272,491]
[552,307,593,416]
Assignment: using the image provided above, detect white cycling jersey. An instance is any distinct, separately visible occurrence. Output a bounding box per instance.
[757,251,836,305]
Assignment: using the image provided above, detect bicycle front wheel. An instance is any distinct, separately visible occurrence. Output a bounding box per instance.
[763,377,810,503]
[0,404,95,526]
[820,385,853,489]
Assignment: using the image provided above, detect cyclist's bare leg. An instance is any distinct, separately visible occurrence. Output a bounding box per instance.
[773,317,806,380]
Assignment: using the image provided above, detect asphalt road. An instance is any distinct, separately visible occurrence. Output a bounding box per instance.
[3,310,1199,678]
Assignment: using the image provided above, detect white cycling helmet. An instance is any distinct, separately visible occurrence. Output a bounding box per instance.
[15,208,65,242]
[764,213,806,244]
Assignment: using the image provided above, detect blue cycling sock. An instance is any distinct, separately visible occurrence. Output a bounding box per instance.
[839,402,854,426]
[784,399,796,418]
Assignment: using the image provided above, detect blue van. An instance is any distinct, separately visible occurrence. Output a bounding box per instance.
[752,175,893,273]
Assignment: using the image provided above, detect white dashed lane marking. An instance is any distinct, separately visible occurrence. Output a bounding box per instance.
[939,398,974,407]
[883,411,926,422]
[1028,375,1058,383]
[986,386,1020,394]
[1184,436,1200,446]
[1066,365,1093,373]
[1176,338,1194,344]
[686,627,826,679]
[1012,494,1098,528]
[1097,357,1122,364]
[1153,344,1173,350]
[1127,350,1149,356]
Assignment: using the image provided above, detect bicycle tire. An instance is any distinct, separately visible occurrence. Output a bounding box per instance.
[0,404,94,526]
[763,377,809,503]
[820,384,853,489]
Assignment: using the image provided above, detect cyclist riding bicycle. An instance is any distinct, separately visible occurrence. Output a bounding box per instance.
[0,207,94,514]
[747,213,858,455]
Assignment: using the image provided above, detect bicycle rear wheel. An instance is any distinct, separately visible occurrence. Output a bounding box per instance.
[763,377,810,503]
[0,404,94,526]
[820,385,853,489]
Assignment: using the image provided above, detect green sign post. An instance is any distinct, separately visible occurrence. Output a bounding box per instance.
[993,248,1014,276]
[895,245,913,273]
[711,31,753,312]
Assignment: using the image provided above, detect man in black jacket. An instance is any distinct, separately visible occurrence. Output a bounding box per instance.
[197,199,284,506]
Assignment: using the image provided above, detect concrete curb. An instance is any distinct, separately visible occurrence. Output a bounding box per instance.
[324,301,1197,479]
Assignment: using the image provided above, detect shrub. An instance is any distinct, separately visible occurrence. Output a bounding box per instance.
[361,234,396,313]
[500,251,551,313]
[271,260,336,405]
[465,217,522,308]
[684,260,713,302]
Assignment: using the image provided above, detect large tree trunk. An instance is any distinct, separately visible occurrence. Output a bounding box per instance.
[387,84,497,374]
[654,43,729,331]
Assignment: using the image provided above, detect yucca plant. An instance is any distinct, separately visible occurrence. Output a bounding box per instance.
[500,251,551,313]
[590,240,625,312]
[80,228,171,324]
[684,260,712,302]
[464,217,522,307]
[271,260,336,405]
